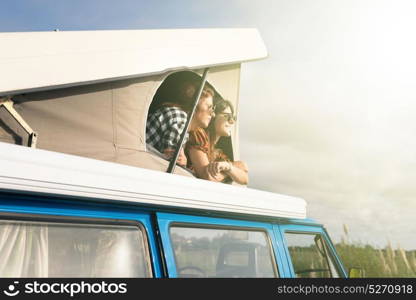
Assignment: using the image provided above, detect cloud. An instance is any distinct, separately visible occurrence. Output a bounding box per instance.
[232,0,416,250]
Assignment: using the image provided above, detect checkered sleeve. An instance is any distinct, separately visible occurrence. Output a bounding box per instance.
[160,108,188,151]
[146,111,161,148]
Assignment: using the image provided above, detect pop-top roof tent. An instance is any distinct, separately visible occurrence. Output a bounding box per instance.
[0,28,268,176]
[0,29,307,219]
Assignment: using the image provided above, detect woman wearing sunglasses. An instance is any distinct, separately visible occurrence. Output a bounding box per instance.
[186,99,248,184]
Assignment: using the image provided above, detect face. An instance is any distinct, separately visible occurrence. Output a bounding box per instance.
[214,106,235,137]
[192,95,214,128]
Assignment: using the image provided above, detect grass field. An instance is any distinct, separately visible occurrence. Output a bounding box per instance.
[335,225,416,278]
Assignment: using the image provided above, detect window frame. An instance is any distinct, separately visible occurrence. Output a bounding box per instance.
[156,212,283,278]
[275,224,347,278]
[0,200,160,278]
[145,70,236,174]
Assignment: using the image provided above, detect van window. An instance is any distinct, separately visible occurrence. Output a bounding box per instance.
[170,226,277,278]
[0,219,152,277]
[285,232,340,278]
[146,71,234,166]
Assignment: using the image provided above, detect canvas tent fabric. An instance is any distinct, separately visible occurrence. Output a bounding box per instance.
[0,65,241,176]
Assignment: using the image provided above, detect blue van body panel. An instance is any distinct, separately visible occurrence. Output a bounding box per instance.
[277,224,347,278]
[285,218,317,224]
[156,212,287,278]
[0,194,346,278]
[0,194,164,278]
[272,225,293,277]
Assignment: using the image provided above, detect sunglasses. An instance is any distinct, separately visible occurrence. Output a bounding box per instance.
[219,112,236,122]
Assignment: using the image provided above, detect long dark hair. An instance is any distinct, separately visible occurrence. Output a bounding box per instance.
[207,98,235,153]
[150,72,215,113]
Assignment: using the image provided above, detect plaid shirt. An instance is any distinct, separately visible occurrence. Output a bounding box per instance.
[146,106,188,153]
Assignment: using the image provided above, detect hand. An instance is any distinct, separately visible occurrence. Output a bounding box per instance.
[163,148,187,167]
[207,161,231,178]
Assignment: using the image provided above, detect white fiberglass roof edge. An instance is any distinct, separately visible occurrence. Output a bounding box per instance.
[0,142,306,219]
[0,28,267,96]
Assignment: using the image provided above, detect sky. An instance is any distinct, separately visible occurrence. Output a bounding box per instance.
[1,0,415,249]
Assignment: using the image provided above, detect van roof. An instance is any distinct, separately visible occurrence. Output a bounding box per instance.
[0,142,306,219]
[0,28,267,96]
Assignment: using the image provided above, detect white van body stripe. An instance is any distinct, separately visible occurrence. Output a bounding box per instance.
[0,142,306,219]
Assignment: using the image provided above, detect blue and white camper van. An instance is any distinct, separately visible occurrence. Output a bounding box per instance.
[0,29,348,278]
